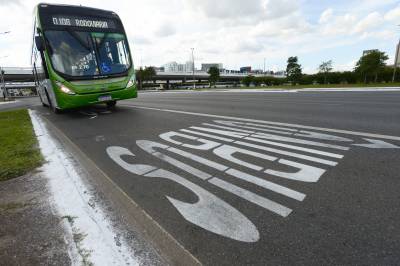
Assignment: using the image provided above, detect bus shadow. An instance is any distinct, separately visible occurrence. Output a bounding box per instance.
[59,104,131,119]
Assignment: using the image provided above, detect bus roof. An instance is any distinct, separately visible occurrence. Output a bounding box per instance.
[37,3,124,32]
[37,3,119,19]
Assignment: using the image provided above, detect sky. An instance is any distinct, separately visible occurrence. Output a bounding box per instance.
[0,0,399,73]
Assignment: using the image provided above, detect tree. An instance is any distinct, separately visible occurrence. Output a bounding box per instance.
[355,50,389,83]
[242,75,255,87]
[144,67,156,82]
[208,66,220,87]
[286,56,302,84]
[135,67,145,90]
[135,67,157,90]
[318,60,333,84]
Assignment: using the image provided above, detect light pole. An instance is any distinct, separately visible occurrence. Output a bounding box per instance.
[393,25,400,83]
[393,41,399,83]
[0,56,9,101]
[191,48,196,90]
[0,31,10,100]
[263,58,266,76]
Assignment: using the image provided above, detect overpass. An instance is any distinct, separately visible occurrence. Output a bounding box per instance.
[1,67,284,83]
[0,67,286,91]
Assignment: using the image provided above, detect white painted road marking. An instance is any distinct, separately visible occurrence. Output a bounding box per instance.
[137,140,306,202]
[107,146,260,243]
[122,105,400,141]
[353,138,400,149]
[108,106,400,242]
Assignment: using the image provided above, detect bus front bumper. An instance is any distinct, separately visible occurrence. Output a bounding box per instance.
[56,86,137,110]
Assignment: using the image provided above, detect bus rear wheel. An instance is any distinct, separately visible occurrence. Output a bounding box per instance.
[106,101,117,109]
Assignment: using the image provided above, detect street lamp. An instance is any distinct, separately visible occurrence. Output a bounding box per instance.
[191,48,196,90]
[0,56,9,100]
[0,31,10,100]
[393,25,400,83]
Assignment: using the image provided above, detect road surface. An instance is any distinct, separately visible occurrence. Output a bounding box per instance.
[30,90,400,265]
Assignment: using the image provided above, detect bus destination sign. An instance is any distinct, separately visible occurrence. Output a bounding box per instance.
[51,16,116,29]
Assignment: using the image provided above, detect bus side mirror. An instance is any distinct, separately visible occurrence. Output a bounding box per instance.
[35,36,44,51]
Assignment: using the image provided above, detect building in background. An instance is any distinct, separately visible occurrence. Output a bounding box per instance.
[240,66,252,73]
[163,61,194,73]
[201,63,223,72]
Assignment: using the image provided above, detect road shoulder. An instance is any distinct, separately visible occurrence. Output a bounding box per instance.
[35,109,201,266]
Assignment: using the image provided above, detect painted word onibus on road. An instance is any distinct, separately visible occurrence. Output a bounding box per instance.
[107,118,399,243]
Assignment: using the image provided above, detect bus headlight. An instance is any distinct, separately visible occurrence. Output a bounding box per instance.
[126,75,136,89]
[56,82,76,95]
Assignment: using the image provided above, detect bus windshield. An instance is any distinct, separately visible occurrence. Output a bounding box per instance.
[45,30,131,78]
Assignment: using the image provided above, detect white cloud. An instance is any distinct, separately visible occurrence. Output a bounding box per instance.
[384,5,400,21]
[185,0,299,23]
[0,0,398,72]
[319,8,333,24]
[154,24,176,37]
[0,0,21,6]
[353,12,384,33]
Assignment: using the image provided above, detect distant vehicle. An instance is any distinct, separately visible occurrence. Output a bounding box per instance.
[31,3,136,113]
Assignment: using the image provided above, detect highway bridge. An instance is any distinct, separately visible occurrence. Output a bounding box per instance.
[1,67,284,83]
[0,67,286,92]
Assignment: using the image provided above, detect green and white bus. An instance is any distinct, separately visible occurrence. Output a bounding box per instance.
[31,3,136,113]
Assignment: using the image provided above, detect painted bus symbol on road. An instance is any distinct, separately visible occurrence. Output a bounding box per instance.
[107,119,399,242]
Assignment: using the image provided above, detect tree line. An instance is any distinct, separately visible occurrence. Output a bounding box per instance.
[242,50,398,87]
[135,50,397,89]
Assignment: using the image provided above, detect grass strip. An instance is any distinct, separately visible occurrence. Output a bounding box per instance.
[0,109,43,181]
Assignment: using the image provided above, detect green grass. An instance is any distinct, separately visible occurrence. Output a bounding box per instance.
[0,109,43,181]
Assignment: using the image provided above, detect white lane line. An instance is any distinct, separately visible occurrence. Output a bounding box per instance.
[208,178,293,217]
[122,105,400,141]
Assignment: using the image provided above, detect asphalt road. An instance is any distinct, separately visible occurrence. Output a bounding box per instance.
[30,90,400,265]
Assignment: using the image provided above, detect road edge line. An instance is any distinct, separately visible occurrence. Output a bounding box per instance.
[39,112,202,266]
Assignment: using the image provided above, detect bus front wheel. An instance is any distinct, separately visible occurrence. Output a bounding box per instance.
[106,101,117,109]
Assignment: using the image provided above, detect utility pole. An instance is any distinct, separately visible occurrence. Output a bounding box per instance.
[0,67,5,100]
[0,31,10,100]
[263,58,266,74]
[393,40,400,83]
[191,48,196,90]
[393,25,400,83]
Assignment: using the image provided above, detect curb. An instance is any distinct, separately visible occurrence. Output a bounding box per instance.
[38,112,202,266]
